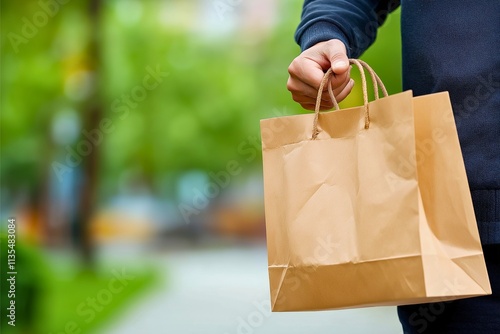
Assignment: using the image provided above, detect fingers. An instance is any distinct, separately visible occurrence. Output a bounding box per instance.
[287,76,324,100]
[288,40,348,92]
[287,63,350,105]
[288,72,351,110]
[287,39,353,109]
[331,67,352,96]
[334,79,355,103]
[294,79,354,111]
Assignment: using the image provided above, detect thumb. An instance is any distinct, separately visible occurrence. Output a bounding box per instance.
[324,39,349,75]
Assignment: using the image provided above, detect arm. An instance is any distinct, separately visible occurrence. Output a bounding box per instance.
[288,0,399,110]
[296,0,400,56]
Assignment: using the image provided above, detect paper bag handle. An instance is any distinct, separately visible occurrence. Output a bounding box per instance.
[312,59,388,139]
[357,59,388,99]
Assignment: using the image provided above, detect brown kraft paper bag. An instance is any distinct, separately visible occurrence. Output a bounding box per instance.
[260,59,491,312]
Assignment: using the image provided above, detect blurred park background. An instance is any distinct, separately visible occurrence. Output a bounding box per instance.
[1,0,403,333]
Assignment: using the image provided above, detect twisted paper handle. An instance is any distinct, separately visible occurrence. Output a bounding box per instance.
[311,59,388,139]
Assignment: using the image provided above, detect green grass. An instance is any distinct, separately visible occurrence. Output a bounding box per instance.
[36,264,159,334]
[0,235,161,334]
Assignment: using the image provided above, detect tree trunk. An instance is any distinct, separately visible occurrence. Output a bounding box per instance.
[78,0,103,267]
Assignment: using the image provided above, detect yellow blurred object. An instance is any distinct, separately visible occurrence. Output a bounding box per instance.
[90,211,153,241]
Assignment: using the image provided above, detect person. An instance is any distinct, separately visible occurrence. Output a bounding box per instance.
[287,1,500,333]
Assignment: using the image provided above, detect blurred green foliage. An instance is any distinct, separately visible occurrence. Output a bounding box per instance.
[1,0,401,201]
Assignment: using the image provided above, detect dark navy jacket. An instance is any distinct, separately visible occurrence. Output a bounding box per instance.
[295,0,500,244]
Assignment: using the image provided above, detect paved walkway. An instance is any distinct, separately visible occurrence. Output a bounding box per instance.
[99,245,402,334]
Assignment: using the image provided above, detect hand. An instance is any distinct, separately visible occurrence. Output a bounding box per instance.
[287,39,353,110]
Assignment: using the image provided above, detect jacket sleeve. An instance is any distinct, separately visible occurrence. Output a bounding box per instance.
[295,0,400,57]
